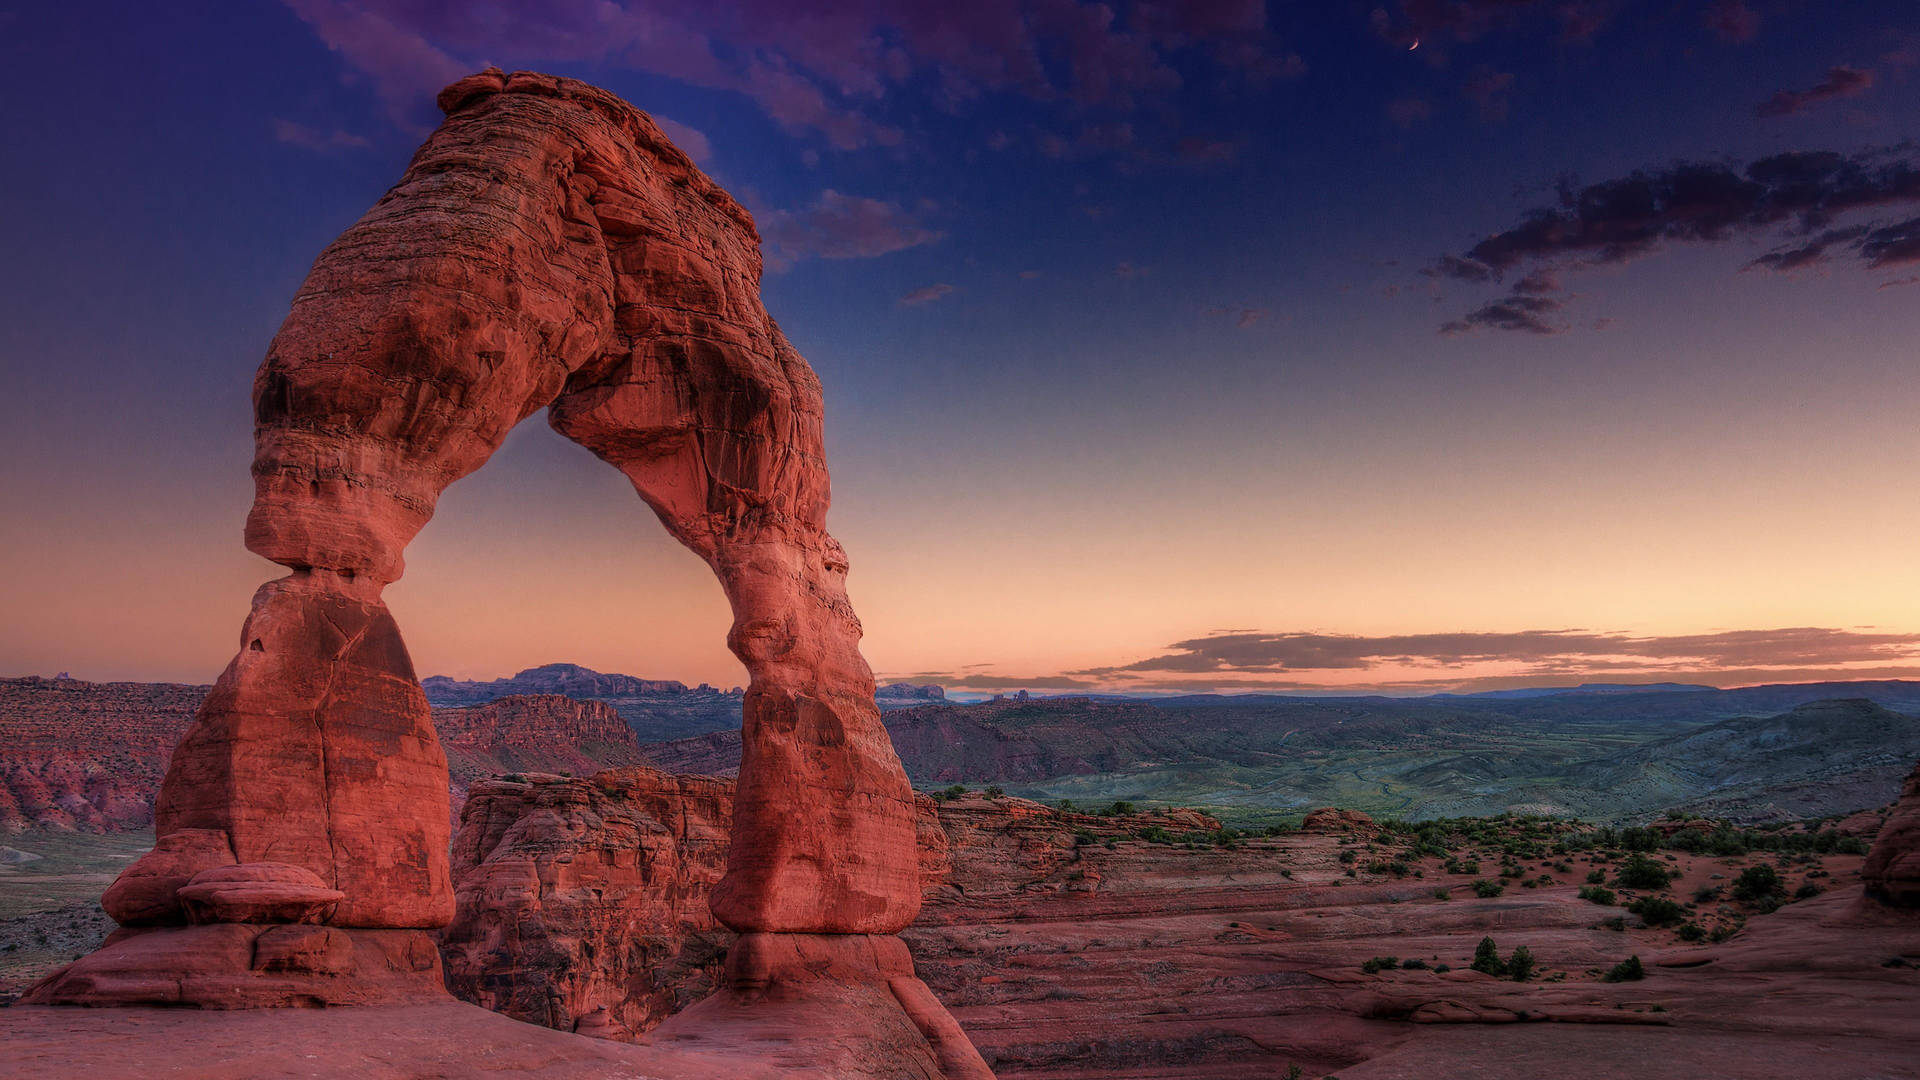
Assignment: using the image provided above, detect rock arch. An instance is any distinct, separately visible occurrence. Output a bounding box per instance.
[32,69,988,1076]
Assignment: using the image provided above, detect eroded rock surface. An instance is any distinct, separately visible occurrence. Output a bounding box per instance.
[1863,760,1920,906]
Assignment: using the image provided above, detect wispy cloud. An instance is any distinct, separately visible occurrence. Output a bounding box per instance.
[759,190,942,265]
[281,0,1296,151]
[1078,627,1920,677]
[1756,65,1876,119]
[271,118,371,151]
[898,282,956,306]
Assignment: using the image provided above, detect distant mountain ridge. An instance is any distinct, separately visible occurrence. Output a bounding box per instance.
[419,663,744,743]
[421,663,726,704]
[638,686,1920,825]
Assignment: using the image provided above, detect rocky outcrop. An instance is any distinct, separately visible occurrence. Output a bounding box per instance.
[438,773,1215,1039]
[440,768,734,1038]
[0,677,201,833]
[423,663,702,705]
[437,695,651,809]
[1,680,664,831]
[1863,760,1920,906]
[30,68,982,1075]
[877,683,948,707]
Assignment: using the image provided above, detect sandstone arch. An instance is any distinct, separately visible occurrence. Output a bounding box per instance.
[32,69,988,1076]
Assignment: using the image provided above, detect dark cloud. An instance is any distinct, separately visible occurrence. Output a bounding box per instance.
[1440,293,1563,335]
[1703,0,1759,43]
[1431,146,1920,331]
[1756,65,1876,119]
[1860,215,1920,268]
[284,1,1292,149]
[898,282,957,306]
[1078,627,1920,676]
[1744,225,1869,272]
[759,190,942,263]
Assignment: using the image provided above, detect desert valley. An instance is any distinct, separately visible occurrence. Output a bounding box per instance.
[4,668,1919,1076]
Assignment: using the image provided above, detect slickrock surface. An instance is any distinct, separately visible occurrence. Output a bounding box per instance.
[437,768,1208,1041]
[433,780,1920,1078]
[1864,760,1920,906]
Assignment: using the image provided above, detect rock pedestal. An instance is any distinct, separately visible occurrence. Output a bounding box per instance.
[28,67,987,1077]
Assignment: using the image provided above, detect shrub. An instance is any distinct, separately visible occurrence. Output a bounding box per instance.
[1472,879,1505,898]
[1103,801,1137,816]
[1072,829,1097,847]
[1400,957,1429,970]
[1615,854,1672,890]
[1677,922,1705,942]
[1577,885,1617,906]
[943,785,969,800]
[1693,884,1723,903]
[1732,864,1783,904]
[1445,858,1481,875]
[1339,849,1358,865]
[983,785,1005,798]
[1627,896,1687,927]
[1507,946,1537,982]
[1586,869,1607,884]
[1471,936,1506,976]
[1360,956,1400,974]
[1794,882,1822,900]
[1432,887,1451,901]
[1056,799,1078,812]
[1139,826,1172,844]
[1601,956,1645,982]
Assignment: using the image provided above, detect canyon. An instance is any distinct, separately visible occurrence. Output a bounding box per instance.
[440,769,1920,1077]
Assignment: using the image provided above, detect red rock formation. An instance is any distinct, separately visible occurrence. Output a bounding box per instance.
[0,676,199,833]
[30,68,982,1075]
[1862,759,1920,906]
[1302,806,1378,834]
[440,768,734,1038]
[0,679,663,830]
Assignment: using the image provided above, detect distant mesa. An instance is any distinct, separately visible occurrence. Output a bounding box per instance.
[875,682,947,707]
[420,663,728,706]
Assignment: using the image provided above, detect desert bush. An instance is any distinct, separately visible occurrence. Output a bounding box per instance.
[1794,882,1821,900]
[1472,879,1505,898]
[1615,854,1672,890]
[1432,887,1451,900]
[1471,936,1506,976]
[1101,800,1136,816]
[1677,922,1705,942]
[984,785,1005,798]
[1601,955,1645,982]
[1401,957,1429,970]
[1507,946,1537,982]
[1586,868,1607,884]
[1360,956,1400,974]
[1627,896,1687,927]
[1578,885,1617,906]
[1732,864,1783,904]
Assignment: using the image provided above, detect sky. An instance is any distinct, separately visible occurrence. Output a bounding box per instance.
[2,1,1919,696]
